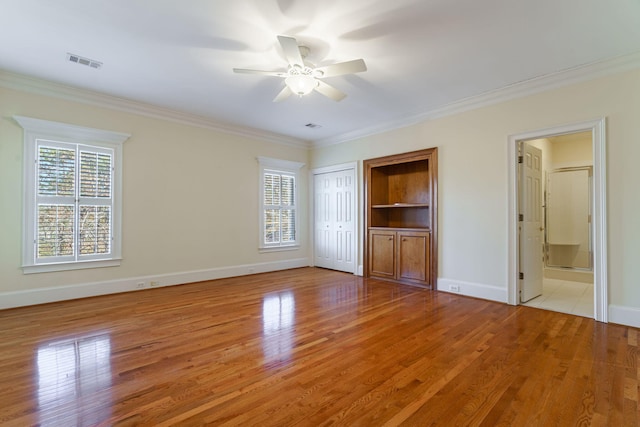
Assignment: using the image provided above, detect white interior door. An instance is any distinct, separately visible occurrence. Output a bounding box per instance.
[520,142,544,302]
[315,173,332,268]
[314,169,355,273]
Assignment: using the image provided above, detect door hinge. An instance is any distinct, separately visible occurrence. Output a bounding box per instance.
[518,155,523,164]
[518,214,523,222]
[519,272,524,280]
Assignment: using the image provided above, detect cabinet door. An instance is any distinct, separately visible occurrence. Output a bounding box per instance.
[368,230,396,279]
[397,231,430,284]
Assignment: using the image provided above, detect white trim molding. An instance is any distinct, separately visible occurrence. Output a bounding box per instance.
[0,258,311,310]
[438,278,508,303]
[4,52,639,150]
[1,70,310,149]
[257,157,305,251]
[14,116,130,274]
[314,51,640,148]
[609,305,640,329]
[507,118,608,323]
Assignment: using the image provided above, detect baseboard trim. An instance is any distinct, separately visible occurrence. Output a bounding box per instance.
[0,258,310,310]
[438,278,508,303]
[609,304,640,328]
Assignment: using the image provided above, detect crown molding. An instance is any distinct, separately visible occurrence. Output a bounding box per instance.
[313,51,640,148]
[0,70,312,150]
[4,50,639,151]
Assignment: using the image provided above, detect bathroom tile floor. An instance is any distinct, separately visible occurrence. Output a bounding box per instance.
[522,278,594,318]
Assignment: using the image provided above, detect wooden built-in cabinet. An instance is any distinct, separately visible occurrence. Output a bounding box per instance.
[368,229,430,285]
[364,148,437,288]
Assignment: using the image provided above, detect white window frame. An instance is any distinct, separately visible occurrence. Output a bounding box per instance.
[258,157,305,252]
[15,116,130,274]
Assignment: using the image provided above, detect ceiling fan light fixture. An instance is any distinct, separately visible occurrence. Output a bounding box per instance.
[233,35,367,102]
[285,74,317,96]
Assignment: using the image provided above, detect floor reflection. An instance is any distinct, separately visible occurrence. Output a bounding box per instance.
[36,333,112,425]
[320,281,366,308]
[262,291,295,364]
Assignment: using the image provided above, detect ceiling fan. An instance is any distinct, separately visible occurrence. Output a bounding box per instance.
[233,35,367,102]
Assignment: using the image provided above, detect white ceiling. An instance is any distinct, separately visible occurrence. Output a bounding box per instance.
[1,0,640,145]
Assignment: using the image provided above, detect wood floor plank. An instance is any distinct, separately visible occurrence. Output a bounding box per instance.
[0,267,638,426]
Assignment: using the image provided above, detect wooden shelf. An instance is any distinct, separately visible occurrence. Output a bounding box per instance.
[369,226,430,232]
[372,203,429,208]
[548,242,581,246]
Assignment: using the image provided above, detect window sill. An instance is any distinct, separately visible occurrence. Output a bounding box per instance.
[259,245,300,254]
[23,258,122,274]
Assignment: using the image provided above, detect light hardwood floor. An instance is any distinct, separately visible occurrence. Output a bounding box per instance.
[0,267,637,426]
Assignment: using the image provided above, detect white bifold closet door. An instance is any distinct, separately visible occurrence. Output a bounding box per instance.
[314,169,355,273]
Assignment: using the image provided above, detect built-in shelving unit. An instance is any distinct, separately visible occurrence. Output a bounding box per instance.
[364,148,437,287]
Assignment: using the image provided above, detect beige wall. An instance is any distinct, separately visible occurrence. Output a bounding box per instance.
[2,68,639,324]
[549,131,592,167]
[311,69,640,315]
[0,86,310,297]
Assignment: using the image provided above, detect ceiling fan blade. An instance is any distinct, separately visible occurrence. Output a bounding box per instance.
[277,35,304,68]
[314,80,346,102]
[315,59,367,78]
[233,68,287,77]
[273,86,293,102]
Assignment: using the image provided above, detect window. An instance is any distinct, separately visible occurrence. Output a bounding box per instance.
[15,116,129,273]
[258,157,304,251]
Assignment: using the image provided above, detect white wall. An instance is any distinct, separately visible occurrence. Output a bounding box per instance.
[311,68,640,327]
[0,85,310,308]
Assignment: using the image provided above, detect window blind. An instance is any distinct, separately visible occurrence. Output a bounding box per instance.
[35,142,114,262]
[263,171,296,246]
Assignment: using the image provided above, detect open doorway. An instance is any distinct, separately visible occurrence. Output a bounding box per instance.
[507,119,608,322]
[519,132,594,316]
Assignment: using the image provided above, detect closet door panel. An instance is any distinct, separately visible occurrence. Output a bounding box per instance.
[334,171,355,272]
[314,169,356,273]
[314,174,333,269]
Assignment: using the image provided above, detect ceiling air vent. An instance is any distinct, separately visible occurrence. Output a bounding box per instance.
[305,123,322,129]
[67,53,103,69]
